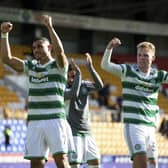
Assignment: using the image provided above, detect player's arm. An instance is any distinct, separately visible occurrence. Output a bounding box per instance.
[101,37,123,76]
[1,22,24,72]
[85,53,104,90]
[65,59,81,100]
[40,15,68,68]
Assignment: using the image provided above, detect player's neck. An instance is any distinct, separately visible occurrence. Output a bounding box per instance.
[139,65,150,74]
[39,56,52,65]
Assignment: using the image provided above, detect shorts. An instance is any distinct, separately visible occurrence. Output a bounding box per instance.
[72,133,100,164]
[24,119,70,160]
[124,123,158,160]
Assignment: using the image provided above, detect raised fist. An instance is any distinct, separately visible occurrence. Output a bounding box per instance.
[85,53,92,65]
[107,37,121,49]
[1,22,13,33]
[40,15,52,28]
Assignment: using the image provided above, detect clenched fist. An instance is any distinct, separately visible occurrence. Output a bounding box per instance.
[1,22,13,33]
[106,37,121,49]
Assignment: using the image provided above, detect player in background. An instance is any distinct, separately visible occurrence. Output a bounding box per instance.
[65,53,103,168]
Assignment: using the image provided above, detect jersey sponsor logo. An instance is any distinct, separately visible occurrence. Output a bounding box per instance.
[135,85,154,93]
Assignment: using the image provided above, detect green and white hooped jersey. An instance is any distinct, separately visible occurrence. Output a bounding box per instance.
[120,64,168,127]
[24,59,68,121]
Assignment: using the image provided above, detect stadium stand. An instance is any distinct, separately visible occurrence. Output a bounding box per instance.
[0,119,27,153]
[0,44,30,117]
[91,121,168,156]
[1,119,168,157]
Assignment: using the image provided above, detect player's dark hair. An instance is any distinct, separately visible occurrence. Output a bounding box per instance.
[33,37,50,43]
[68,64,75,72]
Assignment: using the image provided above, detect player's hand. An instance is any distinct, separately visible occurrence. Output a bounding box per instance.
[85,53,92,66]
[70,58,76,69]
[106,37,121,49]
[70,58,80,72]
[40,15,52,27]
[1,22,13,33]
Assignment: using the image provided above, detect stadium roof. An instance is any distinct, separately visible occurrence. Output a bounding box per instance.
[0,0,168,24]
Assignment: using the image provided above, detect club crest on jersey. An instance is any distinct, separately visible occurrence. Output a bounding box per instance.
[32,59,38,65]
[150,79,156,84]
[81,87,87,95]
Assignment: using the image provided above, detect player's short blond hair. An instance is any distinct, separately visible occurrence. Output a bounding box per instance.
[137,41,155,55]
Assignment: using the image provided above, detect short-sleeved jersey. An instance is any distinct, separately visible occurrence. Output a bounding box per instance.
[24,59,68,121]
[119,64,168,127]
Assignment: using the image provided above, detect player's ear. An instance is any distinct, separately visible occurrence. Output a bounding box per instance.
[152,55,156,61]
[48,44,53,51]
